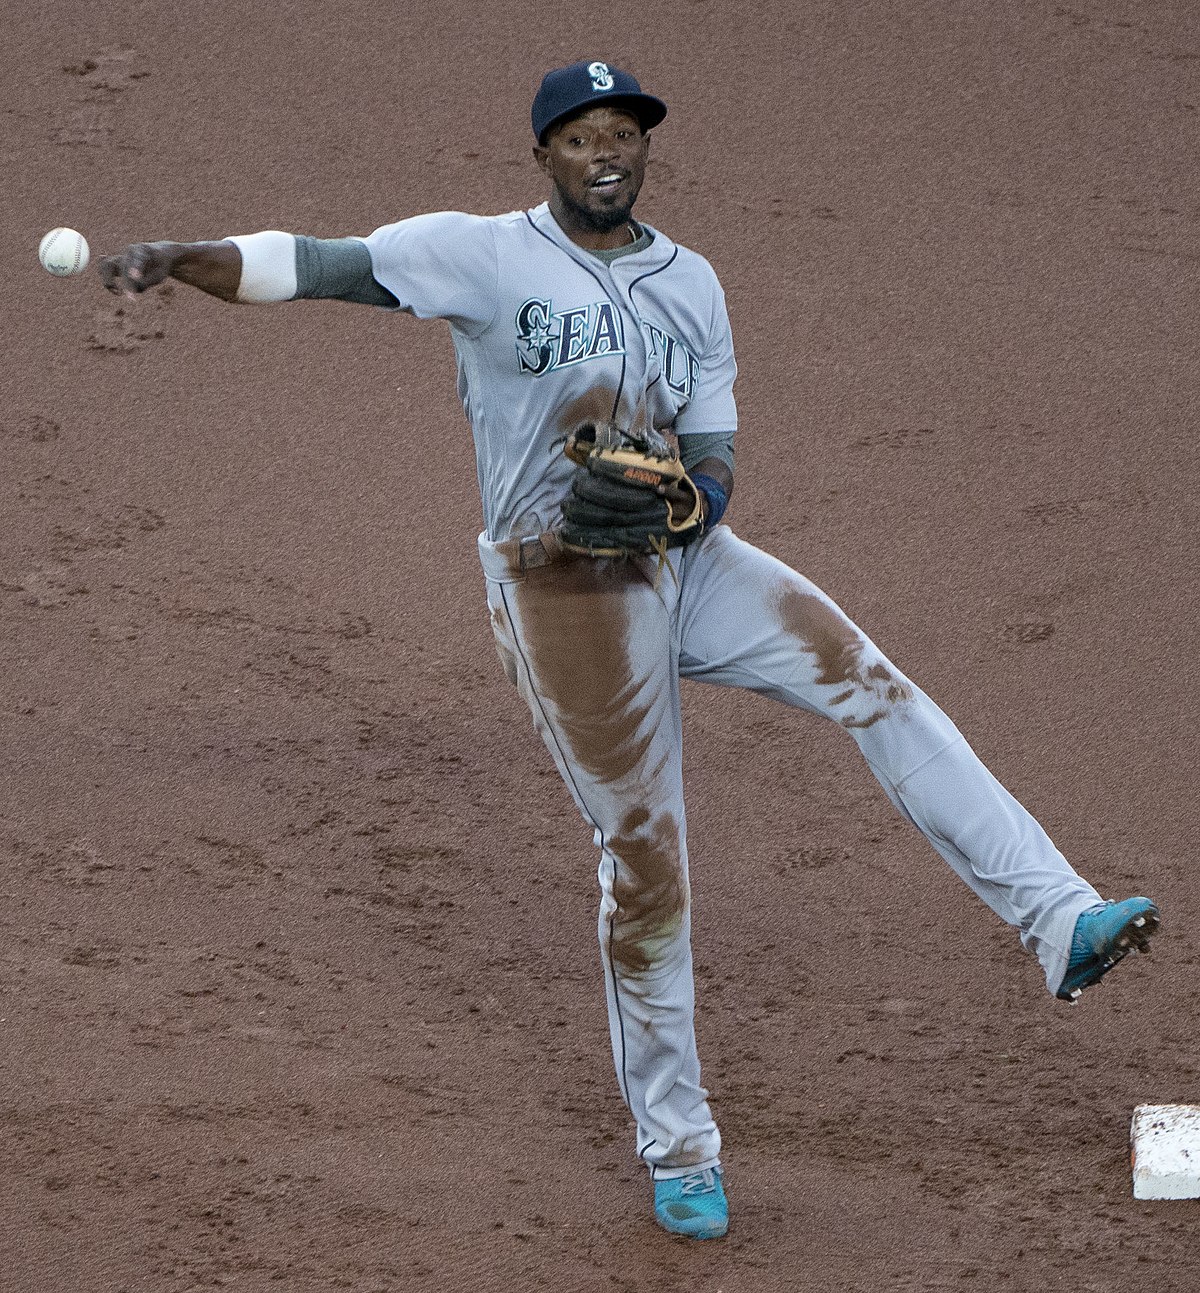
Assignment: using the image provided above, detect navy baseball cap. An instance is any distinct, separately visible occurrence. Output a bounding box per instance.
[532,60,667,143]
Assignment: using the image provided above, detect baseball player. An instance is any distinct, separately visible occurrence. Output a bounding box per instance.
[99,60,1161,1241]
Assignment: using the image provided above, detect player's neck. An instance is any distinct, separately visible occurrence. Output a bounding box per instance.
[549,195,640,251]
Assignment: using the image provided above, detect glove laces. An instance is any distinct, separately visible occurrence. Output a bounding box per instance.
[648,534,680,593]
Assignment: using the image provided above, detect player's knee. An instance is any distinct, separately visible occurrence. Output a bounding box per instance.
[606,808,690,975]
[830,661,914,730]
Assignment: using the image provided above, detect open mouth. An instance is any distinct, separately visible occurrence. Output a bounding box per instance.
[590,171,627,192]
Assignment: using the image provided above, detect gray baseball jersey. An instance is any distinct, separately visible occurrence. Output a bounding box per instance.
[359,203,736,540]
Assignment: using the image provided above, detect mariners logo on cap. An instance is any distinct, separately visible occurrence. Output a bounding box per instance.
[531,59,667,141]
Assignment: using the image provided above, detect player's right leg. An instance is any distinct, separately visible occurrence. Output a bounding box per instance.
[478,534,724,1216]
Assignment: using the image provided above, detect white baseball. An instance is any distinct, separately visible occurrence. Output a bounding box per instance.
[39,228,90,277]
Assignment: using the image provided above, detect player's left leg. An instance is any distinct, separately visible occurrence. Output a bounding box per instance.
[673,526,1158,999]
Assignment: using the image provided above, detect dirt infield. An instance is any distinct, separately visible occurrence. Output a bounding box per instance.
[4,3,1197,1289]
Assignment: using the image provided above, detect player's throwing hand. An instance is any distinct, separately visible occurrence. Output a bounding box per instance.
[98,240,241,301]
[98,242,179,294]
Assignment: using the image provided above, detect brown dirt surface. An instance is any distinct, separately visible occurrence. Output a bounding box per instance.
[4,3,1198,1290]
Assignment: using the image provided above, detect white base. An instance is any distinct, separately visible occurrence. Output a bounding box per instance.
[1131,1104,1200,1200]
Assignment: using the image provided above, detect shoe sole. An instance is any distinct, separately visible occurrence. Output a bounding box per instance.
[656,1218,729,1240]
[1057,905,1161,1002]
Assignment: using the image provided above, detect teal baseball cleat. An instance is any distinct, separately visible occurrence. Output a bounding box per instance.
[653,1167,729,1239]
[1057,897,1160,1002]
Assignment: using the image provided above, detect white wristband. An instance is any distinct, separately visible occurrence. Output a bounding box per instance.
[225,230,298,303]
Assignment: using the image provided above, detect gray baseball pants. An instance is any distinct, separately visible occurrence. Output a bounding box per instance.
[479,525,1102,1177]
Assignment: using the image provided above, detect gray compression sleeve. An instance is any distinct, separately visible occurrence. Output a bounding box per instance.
[294,236,399,306]
[679,429,735,474]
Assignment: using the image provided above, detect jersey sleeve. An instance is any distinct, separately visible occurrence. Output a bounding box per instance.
[294,236,398,307]
[674,273,738,436]
[360,212,500,336]
[678,428,735,472]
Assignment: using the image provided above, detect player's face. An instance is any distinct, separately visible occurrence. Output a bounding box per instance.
[535,106,650,235]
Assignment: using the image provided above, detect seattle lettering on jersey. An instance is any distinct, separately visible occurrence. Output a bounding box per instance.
[642,322,700,401]
[515,299,701,400]
[516,298,625,376]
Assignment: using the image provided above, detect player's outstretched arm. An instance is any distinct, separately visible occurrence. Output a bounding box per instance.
[99,240,241,301]
[99,232,399,309]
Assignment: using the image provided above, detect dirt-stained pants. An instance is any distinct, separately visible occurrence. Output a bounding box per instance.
[478,525,1102,1179]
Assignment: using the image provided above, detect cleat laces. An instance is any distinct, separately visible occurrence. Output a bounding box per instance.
[679,1169,719,1197]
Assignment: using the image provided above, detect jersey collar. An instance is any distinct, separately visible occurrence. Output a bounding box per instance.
[527,201,676,273]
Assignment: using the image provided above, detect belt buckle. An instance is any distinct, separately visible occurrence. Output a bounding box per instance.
[518,535,551,571]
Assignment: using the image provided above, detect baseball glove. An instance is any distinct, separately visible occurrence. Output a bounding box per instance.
[559,421,704,558]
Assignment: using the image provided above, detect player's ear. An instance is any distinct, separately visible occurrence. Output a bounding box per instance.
[533,143,551,175]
